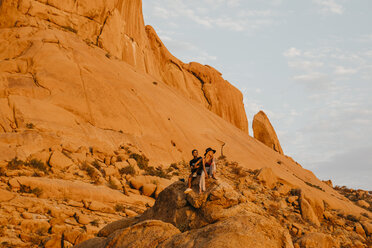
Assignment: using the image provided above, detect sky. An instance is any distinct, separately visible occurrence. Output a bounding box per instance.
[142,0,372,190]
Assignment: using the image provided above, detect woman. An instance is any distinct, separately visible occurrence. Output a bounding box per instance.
[199,147,217,193]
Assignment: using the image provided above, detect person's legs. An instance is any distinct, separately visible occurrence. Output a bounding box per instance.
[199,172,205,193]
[211,163,217,179]
[184,174,194,194]
[188,175,192,188]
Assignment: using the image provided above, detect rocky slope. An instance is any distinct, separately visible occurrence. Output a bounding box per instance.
[0,0,371,248]
[0,145,370,247]
[0,145,181,247]
[78,158,371,248]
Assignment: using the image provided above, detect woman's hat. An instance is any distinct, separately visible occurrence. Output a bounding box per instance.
[204,147,216,156]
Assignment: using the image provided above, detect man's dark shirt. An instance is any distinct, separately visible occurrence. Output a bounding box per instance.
[189,157,202,174]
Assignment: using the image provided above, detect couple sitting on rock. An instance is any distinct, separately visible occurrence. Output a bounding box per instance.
[184,147,217,194]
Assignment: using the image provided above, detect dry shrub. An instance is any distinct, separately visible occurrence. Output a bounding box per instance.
[231,165,248,177]
[90,220,99,227]
[26,159,48,173]
[119,165,136,176]
[7,157,24,170]
[144,166,171,179]
[267,203,281,218]
[81,162,100,180]
[114,204,125,212]
[19,184,43,197]
[129,153,149,169]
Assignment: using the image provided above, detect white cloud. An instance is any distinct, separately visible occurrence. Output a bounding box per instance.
[313,0,344,15]
[292,72,332,91]
[191,52,217,64]
[284,45,372,89]
[283,47,302,58]
[293,72,327,82]
[156,31,218,64]
[145,0,278,32]
[365,50,372,57]
[288,60,323,70]
[333,66,358,75]
[152,6,172,19]
[204,0,241,7]
[355,34,372,43]
[238,10,273,18]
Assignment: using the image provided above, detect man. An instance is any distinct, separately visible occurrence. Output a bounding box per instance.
[184,149,203,194]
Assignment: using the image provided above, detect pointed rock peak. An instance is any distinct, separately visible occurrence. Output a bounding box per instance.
[252,111,284,155]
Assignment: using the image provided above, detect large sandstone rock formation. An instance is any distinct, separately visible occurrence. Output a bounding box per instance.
[0,0,248,134]
[253,111,284,154]
[0,1,371,247]
[0,0,256,168]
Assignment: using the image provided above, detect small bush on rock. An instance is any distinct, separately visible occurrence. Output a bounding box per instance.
[305,181,324,192]
[108,180,120,190]
[26,159,48,173]
[81,162,100,180]
[144,166,171,179]
[129,153,149,169]
[170,163,178,170]
[119,165,136,176]
[90,220,99,227]
[0,167,5,176]
[26,123,35,129]
[114,204,125,212]
[92,160,106,177]
[19,184,43,197]
[7,157,24,170]
[231,166,248,177]
[346,214,358,222]
[361,212,369,218]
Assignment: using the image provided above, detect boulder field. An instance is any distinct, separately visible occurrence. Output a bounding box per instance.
[78,159,371,248]
[0,0,371,248]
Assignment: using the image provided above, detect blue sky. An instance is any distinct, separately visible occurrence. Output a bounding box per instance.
[142,0,372,190]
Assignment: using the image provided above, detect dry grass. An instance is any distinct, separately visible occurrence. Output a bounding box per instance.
[144,166,171,179]
[19,184,43,197]
[26,159,48,173]
[81,162,100,181]
[305,181,325,192]
[230,163,248,178]
[7,157,24,170]
[61,25,77,33]
[90,220,99,227]
[92,160,106,177]
[26,123,35,129]
[119,165,136,176]
[129,153,149,169]
[108,180,120,190]
[114,204,125,212]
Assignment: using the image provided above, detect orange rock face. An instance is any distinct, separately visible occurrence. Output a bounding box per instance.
[0,0,247,133]
[253,111,284,154]
[145,26,248,133]
[1,2,371,247]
